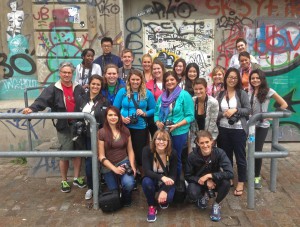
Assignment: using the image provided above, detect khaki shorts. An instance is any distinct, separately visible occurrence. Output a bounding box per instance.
[57,126,74,160]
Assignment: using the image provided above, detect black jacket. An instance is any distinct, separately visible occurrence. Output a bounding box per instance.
[185,147,233,184]
[29,81,85,131]
[142,146,177,193]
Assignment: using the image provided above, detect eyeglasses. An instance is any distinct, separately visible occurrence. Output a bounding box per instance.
[227,77,238,81]
[155,138,168,142]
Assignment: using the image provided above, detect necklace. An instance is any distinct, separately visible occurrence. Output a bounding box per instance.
[112,131,120,140]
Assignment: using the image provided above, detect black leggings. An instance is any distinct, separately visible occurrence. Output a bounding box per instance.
[187,179,231,204]
[255,127,269,177]
[129,128,148,167]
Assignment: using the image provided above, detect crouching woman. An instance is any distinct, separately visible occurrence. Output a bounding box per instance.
[142,129,177,222]
[98,106,136,207]
[185,130,233,222]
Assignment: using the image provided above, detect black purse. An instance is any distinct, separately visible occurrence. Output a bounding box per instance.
[98,189,122,212]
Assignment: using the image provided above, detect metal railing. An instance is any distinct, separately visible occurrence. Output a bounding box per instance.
[0,112,100,210]
[247,110,292,209]
[24,86,47,152]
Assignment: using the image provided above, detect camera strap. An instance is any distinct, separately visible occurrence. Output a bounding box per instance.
[195,96,208,117]
[154,151,169,176]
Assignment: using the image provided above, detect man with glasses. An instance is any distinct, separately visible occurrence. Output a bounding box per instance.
[22,62,87,193]
[94,37,123,73]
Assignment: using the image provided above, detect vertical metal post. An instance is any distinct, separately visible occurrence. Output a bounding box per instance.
[270,118,279,192]
[24,88,33,152]
[247,125,256,209]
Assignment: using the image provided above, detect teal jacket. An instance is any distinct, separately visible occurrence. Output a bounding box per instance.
[154,90,194,136]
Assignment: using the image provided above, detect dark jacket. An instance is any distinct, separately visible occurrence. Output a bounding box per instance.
[142,146,177,193]
[29,80,85,131]
[75,92,110,134]
[101,78,125,105]
[216,89,251,134]
[94,53,123,73]
[185,147,233,184]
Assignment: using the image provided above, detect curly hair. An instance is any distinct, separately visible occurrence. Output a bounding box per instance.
[126,69,147,99]
[249,69,270,103]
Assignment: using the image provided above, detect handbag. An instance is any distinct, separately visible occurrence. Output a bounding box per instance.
[98,189,123,212]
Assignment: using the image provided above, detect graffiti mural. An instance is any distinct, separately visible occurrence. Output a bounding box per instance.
[143,19,215,81]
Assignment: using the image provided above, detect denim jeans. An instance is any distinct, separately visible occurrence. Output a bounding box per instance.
[103,160,135,202]
[171,132,188,177]
[142,176,175,206]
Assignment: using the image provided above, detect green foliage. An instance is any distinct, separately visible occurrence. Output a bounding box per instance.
[11,157,27,165]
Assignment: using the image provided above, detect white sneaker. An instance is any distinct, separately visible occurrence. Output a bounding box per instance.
[85,189,93,200]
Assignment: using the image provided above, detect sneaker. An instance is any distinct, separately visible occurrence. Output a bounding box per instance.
[255,177,262,189]
[147,206,157,222]
[159,202,169,209]
[197,193,209,209]
[210,203,221,222]
[61,181,71,193]
[73,177,87,188]
[85,189,93,200]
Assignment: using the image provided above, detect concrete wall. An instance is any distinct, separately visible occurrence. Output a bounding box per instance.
[0,0,299,146]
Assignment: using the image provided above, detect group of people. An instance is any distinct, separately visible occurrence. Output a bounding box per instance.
[22,37,288,222]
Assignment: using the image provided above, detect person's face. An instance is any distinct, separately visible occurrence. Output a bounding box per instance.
[129,74,142,90]
[105,68,118,85]
[212,70,224,85]
[193,83,206,99]
[197,136,213,156]
[83,50,94,65]
[226,71,239,88]
[107,109,119,125]
[155,133,168,151]
[89,78,101,95]
[236,41,247,53]
[10,2,17,11]
[174,62,184,76]
[152,63,163,79]
[101,41,112,55]
[59,66,73,84]
[239,55,250,69]
[250,73,261,88]
[122,52,133,67]
[165,75,178,92]
[142,57,152,71]
[187,67,198,81]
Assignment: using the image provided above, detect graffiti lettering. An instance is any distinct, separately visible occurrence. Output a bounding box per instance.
[95,0,120,17]
[0,53,14,78]
[32,6,49,21]
[151,0,196,19]
[205,0,251,17]
[216,15,253,29]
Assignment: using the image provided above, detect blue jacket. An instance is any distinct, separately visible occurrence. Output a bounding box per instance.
[94,53,123,73]
[113,87,156,129]
[101,78,125,105]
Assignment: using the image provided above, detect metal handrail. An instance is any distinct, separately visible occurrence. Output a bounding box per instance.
[24,86,47,151]
[0,112,99,210]
[247,110,292,209]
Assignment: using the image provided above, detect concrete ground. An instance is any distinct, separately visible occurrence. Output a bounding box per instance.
[0,143,299,227]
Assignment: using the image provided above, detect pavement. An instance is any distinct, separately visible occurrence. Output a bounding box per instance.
[0,142,299,227]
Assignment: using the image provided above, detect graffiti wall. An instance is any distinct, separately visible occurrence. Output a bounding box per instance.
[0,0,299,141]
[143,19,215,82]
[124,0,300,141]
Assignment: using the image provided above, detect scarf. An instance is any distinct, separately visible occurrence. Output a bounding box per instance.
[159,86,182,122]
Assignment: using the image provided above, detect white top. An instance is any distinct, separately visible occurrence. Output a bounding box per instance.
[219,95,243,129]
[75,63,102,86]
[229,54,258,69]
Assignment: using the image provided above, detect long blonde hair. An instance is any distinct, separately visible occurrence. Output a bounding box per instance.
[126,69,147,99]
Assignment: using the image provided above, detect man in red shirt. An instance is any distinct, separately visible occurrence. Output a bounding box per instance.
[23,62,86,193]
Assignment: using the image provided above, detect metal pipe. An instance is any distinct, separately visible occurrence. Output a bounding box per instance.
[254,151,288,158]
[24,86,46,152]
[0,112,99,210]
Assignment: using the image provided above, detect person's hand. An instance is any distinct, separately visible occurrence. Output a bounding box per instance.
[167,123,178,132]
[161,176,174,186]
[131,166,137,177]
[156,121,164,130]
[206,179,216,190]
[22,108,33,114]
[198,174,210,185]
[136,109,146,117]
[82,84,89,89]
[157,190,168,204]
[113,165,126,175]
[122,116,131,124]
[224,108,237,118]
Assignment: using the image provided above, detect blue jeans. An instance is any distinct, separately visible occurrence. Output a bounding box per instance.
[103,160,135,202]
[142,176,175,206]
[171,133,188,177]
